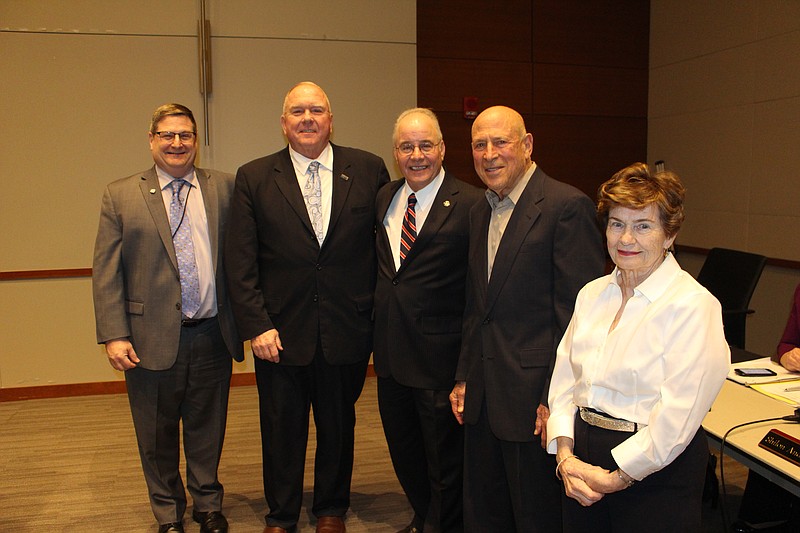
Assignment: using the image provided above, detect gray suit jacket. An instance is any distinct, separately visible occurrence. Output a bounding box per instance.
[93,166,243,370]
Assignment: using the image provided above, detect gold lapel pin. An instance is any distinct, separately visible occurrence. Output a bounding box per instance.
[340,174,350,181]
[149,188,157,194]
[443,200,451,207]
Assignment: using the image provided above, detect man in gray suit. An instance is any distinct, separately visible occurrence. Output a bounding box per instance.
[92,103,243,533]
[450,106,605,532]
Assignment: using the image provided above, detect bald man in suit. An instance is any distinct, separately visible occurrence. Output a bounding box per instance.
[374,108,483,533]
[225,82,390,533]
[450,106,605,532]
[92,103,243,533]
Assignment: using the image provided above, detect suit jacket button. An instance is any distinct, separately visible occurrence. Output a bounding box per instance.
[392,279,399,286]
[313,294,318,302]
[482,318,490,325]
[176,303,181,310]
[316,264,322,271]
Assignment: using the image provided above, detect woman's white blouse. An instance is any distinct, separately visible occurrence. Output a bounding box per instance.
[546,253,730,480]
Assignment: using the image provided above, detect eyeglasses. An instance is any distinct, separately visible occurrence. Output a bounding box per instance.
[395,141,441,155]
[471,138,518,152]
[154,131,196,142]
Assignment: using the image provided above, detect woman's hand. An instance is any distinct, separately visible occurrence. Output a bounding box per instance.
[780,348,800,372]
[555,437,634,506]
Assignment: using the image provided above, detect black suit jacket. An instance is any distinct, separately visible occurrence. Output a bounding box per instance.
[225,143,390,366]
[455,166,605,442]
[373,172,484,390]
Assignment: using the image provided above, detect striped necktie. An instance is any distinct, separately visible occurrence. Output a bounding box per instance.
[399,193,417,265]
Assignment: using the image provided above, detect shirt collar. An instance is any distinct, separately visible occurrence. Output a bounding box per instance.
[609,251,681,302]
[485,161,537,209]
[401,166,445,207]
[289,143,333,174]
[156,165,196,190]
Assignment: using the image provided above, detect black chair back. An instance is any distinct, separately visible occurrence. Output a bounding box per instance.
[696,247,767,349]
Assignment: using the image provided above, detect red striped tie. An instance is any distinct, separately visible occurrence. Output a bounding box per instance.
[399,193,417,265]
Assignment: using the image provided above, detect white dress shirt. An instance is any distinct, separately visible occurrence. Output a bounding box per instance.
[383,168,445,271]
[157,166,216,319]
[289,143,333,243]
[547,253,730,480]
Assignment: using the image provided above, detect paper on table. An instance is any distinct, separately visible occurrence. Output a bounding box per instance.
[728,357,800,385]
[750,382,800,406]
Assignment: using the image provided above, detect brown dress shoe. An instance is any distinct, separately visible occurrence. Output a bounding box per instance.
[316,516,346,533]
[263,527,289,533]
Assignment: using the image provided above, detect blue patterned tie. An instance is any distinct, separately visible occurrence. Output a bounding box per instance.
[304,161,324,243]
[169,179,200,317]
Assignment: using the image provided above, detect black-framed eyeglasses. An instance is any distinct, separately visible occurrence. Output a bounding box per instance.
[154,131,196,142]
[395,141,442,155]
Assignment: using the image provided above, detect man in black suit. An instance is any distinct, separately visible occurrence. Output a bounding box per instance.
[449,106,605,532]
[92,103,243,533]
[225,82,390,533]
[374,108,483,533]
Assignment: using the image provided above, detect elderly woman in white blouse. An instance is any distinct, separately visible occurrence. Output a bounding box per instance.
[546,162,730,532]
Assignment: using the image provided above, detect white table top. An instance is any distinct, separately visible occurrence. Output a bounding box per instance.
[703,379,800,495]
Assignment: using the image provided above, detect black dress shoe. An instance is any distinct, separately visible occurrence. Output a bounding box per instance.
[193,510,229,533]
[158,523,184,533]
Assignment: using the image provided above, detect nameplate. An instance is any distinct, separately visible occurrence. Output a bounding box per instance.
[758,429,800,467]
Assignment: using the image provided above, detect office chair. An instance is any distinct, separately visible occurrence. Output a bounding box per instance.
[696,248,767,508]
[696,247,767,350]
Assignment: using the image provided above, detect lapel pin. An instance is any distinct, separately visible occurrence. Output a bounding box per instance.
[443,200,451,207]
[340,173,350,181]
[149,188,157,194]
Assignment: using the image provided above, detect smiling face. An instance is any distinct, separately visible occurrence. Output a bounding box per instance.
[471,106,533,199]
[280,83,333,159]
[148,115,197,178]
[606,204,676,283]
[393,112,445,191]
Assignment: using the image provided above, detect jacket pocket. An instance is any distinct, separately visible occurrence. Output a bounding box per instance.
[125,300,144,315]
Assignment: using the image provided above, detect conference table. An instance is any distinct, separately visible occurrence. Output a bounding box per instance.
[703,349,800,497]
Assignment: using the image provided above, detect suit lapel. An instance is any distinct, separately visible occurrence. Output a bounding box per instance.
[273,149,318,240]
[140,167,179,273]
[472,199,491,301]
[486,168,543,307]
[328,144,354,246]
[376,179,403,276]
[400,173,459,270]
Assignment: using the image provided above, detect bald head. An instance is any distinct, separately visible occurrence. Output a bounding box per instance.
[280,81,333,159]
[470,106,533,199]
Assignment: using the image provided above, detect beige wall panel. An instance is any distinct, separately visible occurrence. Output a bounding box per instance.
[0,0,197,35]
[648,47,756,118]
[203,37,416,179]
[1,32,204,270]
[750,214,800,263]
[210,0,415,43]
[677,209,749,251]
[649,0,757,67]
[648,107,753,217]
[0,278,107,386]
[754,0,800,38]
[750,97,800,218]
[752,30,800,103]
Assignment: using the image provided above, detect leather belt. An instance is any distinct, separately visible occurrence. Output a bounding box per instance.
[579,407,643,433]
[181,317,214,328]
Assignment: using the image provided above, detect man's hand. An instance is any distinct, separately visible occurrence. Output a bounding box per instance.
[251,329,283,363]
[449,381,466,425]
[105,338,140,371]
[534,403,550,448]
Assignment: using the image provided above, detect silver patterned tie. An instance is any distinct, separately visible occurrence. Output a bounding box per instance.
[169,179,200,317]
[304,161,324,243]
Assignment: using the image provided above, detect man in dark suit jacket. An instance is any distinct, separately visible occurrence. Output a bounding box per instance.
[449,106,605,532]
[373,108,483,533]
[225,82,390,533]
[92,104,243,533]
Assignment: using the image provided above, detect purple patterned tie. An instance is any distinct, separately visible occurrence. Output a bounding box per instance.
[169,179,200,317]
